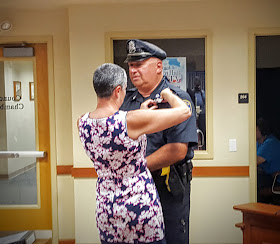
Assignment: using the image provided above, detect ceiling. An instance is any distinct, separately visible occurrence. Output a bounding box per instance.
[0,0,201,10]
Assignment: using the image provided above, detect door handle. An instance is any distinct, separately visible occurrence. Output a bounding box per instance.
[0,151,46,158]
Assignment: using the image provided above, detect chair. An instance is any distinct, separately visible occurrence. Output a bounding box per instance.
[197,128,204,150]
[272,172,280,194]
[258,171,280,206]
[271,172,280,206]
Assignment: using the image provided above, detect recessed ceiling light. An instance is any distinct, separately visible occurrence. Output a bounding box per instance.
[1,21,12,31]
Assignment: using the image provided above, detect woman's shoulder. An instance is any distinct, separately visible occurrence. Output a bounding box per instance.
[117,110,128,117]
[110,110,128,124]
[78,112,89,124]
[81,112,90,119]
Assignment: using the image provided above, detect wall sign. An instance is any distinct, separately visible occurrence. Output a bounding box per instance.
[238,93,249,103]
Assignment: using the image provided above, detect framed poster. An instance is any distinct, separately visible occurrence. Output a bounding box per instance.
[162,57,187,92]
[29,82,34,100]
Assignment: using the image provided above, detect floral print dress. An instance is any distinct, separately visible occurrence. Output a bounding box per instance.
[78,111,165,244]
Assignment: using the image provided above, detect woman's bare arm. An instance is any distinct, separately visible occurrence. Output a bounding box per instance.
[126,88,191,140]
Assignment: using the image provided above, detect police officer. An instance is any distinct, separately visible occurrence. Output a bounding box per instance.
[120,39,198,244]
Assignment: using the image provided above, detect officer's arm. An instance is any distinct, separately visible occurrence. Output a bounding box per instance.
[146,142,188,172]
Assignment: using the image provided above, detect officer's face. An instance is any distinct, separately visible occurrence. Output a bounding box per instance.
[128,58,162,93]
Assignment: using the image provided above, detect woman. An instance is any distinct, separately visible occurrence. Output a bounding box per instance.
[78,63,191,244]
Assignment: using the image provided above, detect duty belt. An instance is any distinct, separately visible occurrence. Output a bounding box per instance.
[160,160,193,196]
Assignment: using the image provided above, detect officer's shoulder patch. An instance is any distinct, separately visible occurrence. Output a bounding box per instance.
[183,99,192,114]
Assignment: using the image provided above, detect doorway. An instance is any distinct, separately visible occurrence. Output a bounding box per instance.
[0,43,53,233]
[255,34,280,205]
[256,35,280,138]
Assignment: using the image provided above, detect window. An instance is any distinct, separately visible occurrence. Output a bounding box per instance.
[105,31,213,159]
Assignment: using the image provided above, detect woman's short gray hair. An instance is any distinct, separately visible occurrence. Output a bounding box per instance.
[93,63,127,98]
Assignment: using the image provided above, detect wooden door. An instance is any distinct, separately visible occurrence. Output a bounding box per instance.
[0,43,52,230]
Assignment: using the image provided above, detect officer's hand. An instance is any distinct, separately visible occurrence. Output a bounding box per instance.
[140,99,158,110]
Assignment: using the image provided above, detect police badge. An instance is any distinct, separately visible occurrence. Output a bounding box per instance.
[128,40,136,54]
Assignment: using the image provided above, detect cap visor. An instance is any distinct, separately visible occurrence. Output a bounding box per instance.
[124,55,152,63]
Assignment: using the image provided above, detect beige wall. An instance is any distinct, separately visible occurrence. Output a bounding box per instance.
[69,1,279,244]
[1,0,280,243]
[0,9,73,162]
[0,8,74,240]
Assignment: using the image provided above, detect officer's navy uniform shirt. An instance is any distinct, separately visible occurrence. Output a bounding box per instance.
[120,76,198,165]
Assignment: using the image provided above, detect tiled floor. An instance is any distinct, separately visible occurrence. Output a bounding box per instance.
[0,166,37,205]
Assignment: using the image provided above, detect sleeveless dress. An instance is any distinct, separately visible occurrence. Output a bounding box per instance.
[78,111,165,244]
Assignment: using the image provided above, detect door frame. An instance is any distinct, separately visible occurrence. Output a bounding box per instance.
[0,36,58,243]
[248,28,280,203]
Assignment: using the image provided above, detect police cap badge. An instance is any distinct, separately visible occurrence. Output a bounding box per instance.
[124,39,167,63]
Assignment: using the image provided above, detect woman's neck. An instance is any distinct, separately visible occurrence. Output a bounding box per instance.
[89,99,119,119]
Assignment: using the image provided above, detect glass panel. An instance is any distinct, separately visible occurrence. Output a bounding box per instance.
[0,60,37,205]
[113,38,206,150]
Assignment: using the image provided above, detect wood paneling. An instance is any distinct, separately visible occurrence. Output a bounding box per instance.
[59,240,75,244]
[56,165,72,175]
[57,165,249,178]
[192,166,249,177]
[71,167,98,178]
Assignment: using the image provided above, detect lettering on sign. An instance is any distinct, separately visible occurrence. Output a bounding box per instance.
[238,93,249,104]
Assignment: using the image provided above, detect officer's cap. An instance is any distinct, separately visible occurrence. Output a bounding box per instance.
[124,39,167,63]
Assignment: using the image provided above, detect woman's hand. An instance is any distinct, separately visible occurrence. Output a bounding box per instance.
[140,99,158,110]
[160,88,173,102]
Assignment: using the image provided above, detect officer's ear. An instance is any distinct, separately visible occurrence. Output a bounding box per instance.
[156,60,163,74]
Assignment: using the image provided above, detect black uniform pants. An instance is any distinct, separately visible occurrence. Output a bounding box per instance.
[154,169,191,244]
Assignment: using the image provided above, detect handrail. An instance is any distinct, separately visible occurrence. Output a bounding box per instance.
[0,151,46,159]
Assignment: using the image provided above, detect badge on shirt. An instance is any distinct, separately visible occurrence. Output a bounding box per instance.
[183,99,192,114]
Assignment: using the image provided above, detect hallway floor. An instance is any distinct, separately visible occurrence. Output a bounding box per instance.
[0,166,37,205]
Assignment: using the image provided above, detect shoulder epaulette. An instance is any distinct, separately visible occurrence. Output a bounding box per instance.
[167,83,183,94]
